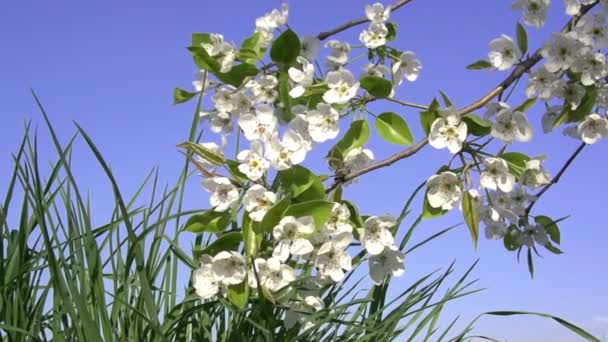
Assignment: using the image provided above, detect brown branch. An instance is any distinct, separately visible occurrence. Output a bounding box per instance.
[317,0,416,41]
[525,142,586,215]
[385,97,429,110]
[325,2,598,193]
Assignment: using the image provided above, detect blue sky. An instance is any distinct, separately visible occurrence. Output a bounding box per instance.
[1,1,607,340]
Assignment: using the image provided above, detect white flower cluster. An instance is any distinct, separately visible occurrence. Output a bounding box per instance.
[424,154,552,248]
[185,2,425,330]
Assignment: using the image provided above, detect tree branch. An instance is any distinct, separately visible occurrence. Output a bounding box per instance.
[526,142,586,215]
[325,2,598,193]
[317,0,416,41]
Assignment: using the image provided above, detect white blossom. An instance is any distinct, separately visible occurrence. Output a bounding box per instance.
[564,0,595,16]
[526,67,564,100]
[248,257,296,292]
[255,3,289,44]
[325,40,351,68]
[324,203,353,234]
[518,224,549,247]
[426,171,462,211]
[542,32,584,72]
[202,177,239,212]
[512,0,551,28]
[571,51,608,86]
[480,158,515,192]
[306,103,340,142]
[200,34,237,73]
[193,255,221,299]
[342,147,375,176]
[392,51,422,84]
[520,157,552,188]
[211,251,247,285]
[288,57,315,98]
[365,3,391,22]
[485,221,508,240]
[243,185,276,222]
[314,232,353,282]
[265,131,307,170]
[237,141,269,181]
[273,216,316,261]
[248,75,279,103]
[575,13,608,48]
[287,112,315,151]
[429,107,468,153]
[323,68,360,104]
[300,35,321,60]
[484,102,511,119]
[578,114,608,144]
[364,63,391,77]
[358,215,395,255]
[368,245,405,284]
[359,22,389,49]
[489,35,521,71]
[238,104,278,141]
[491,108,533,143]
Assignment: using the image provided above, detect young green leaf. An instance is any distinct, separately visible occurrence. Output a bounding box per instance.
[239,32,267,64]
[422,193,449,219]
[420,98,442,135]
[462,191,480,249]
[285,200,335,227]
[376,112,415,145]
[360,76,392,98]
[516,22,528,55]
[228,281,250,310]
[462,114,492,137]
[215,63,260,87]
[270,29,300,65]
[466,60,493,70]
[174,87,198,105]
[503,226,521,251]
[386,22,398,41]
[334,119,371,155]
[535,215,561,244]
[278,70,295,121]
[178,141,225,166]
[188,46,220,72]
[498,152,530,178]
[260,197,291,233]
[193,232,243,258]
[184,211,231,234]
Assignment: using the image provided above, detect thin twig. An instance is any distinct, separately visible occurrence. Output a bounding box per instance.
[385,97,429,110]
[317,0,416,41]
[526,142,586,214]
[325,2,598,193]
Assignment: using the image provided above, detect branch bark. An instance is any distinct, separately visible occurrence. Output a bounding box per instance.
[317,0,416,41]
[325,2,598,193]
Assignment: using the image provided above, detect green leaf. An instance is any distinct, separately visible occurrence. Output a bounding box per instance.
[527,248,534,278]
[516,22,528,55]
[498,152,530,178]
[335,120,371,155]
[360,76,393,98]
[422,193,449,219]
[260,197,291,233]
[342,200,363,228]
[278,70,295,121]
[184,211,231,234]
[228,281,250,310]
[270,29,300,65]
[174,87,198,105]
[535,215,560,244]
[503,226,520,251]
[466,60,493,70]
[544,242,564,254]
[192,33,212,47]
[285,200,335,227]
[439,90,454,107]
[178,141,225,166]
[553,86,597,128]
[375,112,415,146]
[243,214,262,258]
[188,46,220,73]
[514,97,537,112]
[239,32,267,64]
[386,22,398,41]
[225,159,248,183]
[215,63,260,87]
[278,165,322,200]
[462,191,480,249]
[462,114,492,137]
[194,232,243,258]
[420,98,441,135]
